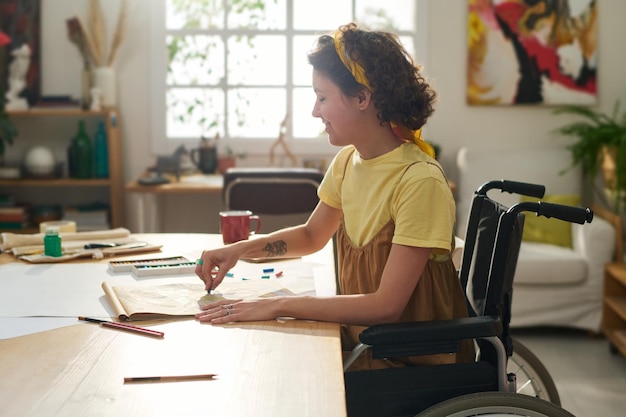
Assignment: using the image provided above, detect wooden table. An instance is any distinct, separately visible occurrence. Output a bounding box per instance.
[125,175,224,232]
[0,234,346,417]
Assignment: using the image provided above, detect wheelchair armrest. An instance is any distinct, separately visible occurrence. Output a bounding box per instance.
[359,316,502,358]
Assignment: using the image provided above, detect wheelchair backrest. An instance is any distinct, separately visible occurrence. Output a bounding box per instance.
[459,180,543,359]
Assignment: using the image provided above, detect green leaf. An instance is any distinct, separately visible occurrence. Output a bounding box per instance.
[553,101,626,211]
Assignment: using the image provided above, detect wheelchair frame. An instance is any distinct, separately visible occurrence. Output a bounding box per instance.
[343,180,592,417]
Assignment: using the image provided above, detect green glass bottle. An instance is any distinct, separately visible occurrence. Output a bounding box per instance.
[71,120,93,178]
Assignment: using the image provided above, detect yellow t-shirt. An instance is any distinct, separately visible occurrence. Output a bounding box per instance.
[319,143,455,253]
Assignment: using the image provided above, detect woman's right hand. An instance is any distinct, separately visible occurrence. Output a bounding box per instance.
[195,246,241,292]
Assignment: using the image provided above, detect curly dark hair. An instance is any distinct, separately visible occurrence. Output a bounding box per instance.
[308,23,436,131]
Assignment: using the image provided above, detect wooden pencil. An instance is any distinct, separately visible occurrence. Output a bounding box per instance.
[78,316,164,338]
[123,374,217,384]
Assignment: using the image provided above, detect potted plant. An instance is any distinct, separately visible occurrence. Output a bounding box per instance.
[0,30,18,162]
[217,146,246,175]
[553,101,626,212]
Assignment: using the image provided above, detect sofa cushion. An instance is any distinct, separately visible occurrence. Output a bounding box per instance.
[515,242,588,285]
[520,194,581,248]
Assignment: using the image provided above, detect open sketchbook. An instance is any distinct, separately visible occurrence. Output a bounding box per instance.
[102,280,295,322]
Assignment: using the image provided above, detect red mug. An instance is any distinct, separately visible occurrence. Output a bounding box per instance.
[220,210,262,244]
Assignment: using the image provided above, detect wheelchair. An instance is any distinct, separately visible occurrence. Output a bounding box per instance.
[343,179,593,416]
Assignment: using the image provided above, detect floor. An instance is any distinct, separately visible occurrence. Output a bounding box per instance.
[513,327,626,417]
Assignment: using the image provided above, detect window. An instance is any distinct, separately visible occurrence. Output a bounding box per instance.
[149,0,428,155]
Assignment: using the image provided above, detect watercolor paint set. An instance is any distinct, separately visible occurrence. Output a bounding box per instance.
[108,256,193,274]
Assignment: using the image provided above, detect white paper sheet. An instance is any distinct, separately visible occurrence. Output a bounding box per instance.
[0,240,336,338]
[0,257,325,318]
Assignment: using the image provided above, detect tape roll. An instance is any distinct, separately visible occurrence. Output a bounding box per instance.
[39,220,77,234]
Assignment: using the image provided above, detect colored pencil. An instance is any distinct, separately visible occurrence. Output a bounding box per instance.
[123,374,217,384]
[78,316,164,338]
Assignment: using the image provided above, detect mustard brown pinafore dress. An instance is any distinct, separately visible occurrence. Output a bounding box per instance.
[338,220,476,371]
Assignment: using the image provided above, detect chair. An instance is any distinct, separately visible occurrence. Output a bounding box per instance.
[343,179,592,417]
[222,167,324,232]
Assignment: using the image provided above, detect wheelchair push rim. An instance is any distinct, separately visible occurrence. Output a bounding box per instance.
[416,392,575,417]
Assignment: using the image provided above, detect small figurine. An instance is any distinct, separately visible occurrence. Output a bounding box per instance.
[5,44,31,111]
[156,145,190,181]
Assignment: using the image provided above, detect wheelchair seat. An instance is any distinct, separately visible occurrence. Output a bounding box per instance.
[343,180,592,417]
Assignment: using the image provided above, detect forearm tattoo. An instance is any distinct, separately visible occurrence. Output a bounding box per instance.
[263,240,287,257]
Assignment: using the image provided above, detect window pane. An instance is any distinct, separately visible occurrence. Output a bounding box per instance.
[227,88,286,137]
[356,0,415,31]
[167,88,225,139]
[227,0,287,29]
[166,0,225,30]
[293,35,317,86]
[293,87,325,138]
[293,0,351,30]
[167,35,225,85]
[154,0,426,154]
[228,36,286,85]
[399,36,415,60]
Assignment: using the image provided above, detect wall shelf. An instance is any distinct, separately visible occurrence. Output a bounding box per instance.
[1,108,125,231]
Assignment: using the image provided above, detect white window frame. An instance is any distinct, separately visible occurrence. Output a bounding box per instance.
[149,0,429,156]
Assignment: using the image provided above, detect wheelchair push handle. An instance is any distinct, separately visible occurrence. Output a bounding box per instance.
[501,180,546,198]
[477,180,545,198]
[536,202,593,224]
[516,201,594,225]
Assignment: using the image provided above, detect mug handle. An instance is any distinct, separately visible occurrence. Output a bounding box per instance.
[250,215,262,236]
[190,149,200,169]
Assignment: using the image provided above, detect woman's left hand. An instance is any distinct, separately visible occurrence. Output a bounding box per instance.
[195,298,280,324]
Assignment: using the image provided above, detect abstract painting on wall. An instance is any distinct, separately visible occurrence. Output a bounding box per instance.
[467,0,597,106]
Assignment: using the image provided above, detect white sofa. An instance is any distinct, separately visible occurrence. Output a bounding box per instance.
[455,147,618,333]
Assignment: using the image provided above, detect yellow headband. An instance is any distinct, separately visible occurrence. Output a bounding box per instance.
[333,30,372,91]
[332,30,435,158]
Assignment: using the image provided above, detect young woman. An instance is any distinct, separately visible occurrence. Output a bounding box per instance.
[195,23,473,370]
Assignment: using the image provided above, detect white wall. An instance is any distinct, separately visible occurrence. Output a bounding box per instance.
[426,0,626,182]
[38,0,626,232]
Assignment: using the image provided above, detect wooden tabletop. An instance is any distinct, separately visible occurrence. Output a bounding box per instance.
[126,174,224,194]
[0,233,346,417]
[0,319,345,417]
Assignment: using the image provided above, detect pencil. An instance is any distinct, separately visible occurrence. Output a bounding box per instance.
[123,374,217,384]
[78,316,164,338]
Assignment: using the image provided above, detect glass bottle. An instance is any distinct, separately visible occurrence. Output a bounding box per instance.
[70,120,93,178]
[93,121,109,178]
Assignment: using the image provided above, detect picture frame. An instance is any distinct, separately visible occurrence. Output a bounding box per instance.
[0,0,41,106]
[467,0,597,106]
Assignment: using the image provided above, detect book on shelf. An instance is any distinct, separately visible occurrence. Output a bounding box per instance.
[0,206,27,215]
[0,205,30,230]
[0,212,29,222]
[0,221,29,230]
[102,279,295,322]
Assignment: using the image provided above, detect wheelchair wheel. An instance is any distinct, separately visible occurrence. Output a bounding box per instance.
[416,392,575,417]
[509,338,561,405]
